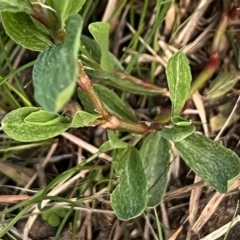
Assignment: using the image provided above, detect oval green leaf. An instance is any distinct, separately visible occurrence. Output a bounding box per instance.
[160,125,195,142]
[140,132,170,207]
[175,133,240,193]
[111,147,147,220]
[33,14,82,112]
[1,107,70,142]
[1,12,53,51]
[166,50,192,117]
[47,213,60,227]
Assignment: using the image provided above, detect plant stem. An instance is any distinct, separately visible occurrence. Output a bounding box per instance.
[77,61,151,134]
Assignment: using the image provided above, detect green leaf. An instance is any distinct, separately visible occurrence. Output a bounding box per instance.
[80,35,124,71]
[47,213,60,227]
[175,133,240,193]
[46,0,86,25]
[77,89,95,114]
[166,50,192,117]
[94,84,137,122]
[78,84,137,122]
[89,22,114,73]
[111,147,147,220]
[0,0,31,13]
[1,12,53,51]
[171,116,192,126]
[24,109,69,126]
[205,71,238,100]
[160,125,195,142]
[33,14,82,112]
[1,107,70,142]
[55,208,67,218]
[70,111,99,128]
[99,130,128,152]
[139,132,170,207]
[86,69,160,96]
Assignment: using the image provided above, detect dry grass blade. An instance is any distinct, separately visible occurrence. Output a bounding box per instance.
[62,132,112,162]
[192,178,240,233]
[0,195,29,203]
[200,215,240,240]
[168,225,183,240]
[102,0,118,22]
[175,0,213,45]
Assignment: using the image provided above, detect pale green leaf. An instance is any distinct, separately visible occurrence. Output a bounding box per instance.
[24,109,69,125]
[111,147,147,220]
[46,0,86,25]
[1,107,70,142]
[140,132,170,207]
[166,50,192,117]
[89,22,114,73]
[171,116,192,126]
[175,133,240,193]
[99,130,127,152]
[70,111,99,128]
[1,12,53,51]
[33,14,82,112]
[160,125,195,142]
[80,35,124,71]
[0,0,31,13]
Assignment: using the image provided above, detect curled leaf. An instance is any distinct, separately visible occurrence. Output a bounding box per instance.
[2,107,70,142]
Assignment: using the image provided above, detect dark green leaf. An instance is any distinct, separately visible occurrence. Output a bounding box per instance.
[166,50,192,117]
[160,125,195,142]
[1,12,53,51]
[140,132,170,206]
[33,14,82,112]
[89,22,114,73]
[1,107,70,142]
[77,88,95,114]
[70,111,99,128]
[86,69,159,96]
[77,84,137,122]
[111,147,147,220]
[99,130,127,152]
[175,133,240,193]
[94,84,137,122]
